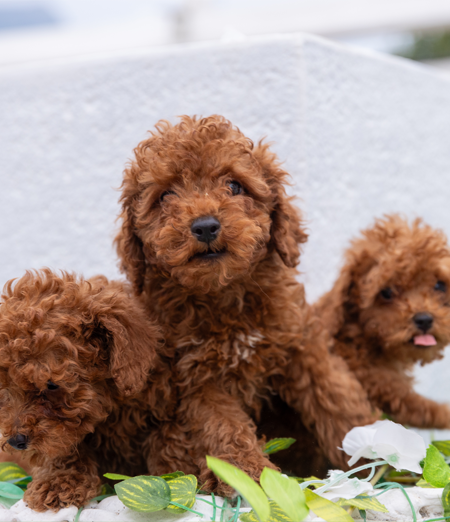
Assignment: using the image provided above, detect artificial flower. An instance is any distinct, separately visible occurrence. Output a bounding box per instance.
[342,420,426,473]
[315,470,374,500]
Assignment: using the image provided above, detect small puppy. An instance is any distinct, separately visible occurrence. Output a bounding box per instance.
[115,115,377,495]
[316,215,450,428]
[0,269,165,511]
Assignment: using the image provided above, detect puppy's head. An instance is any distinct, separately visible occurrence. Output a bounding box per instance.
[116,115,307,294]
[328,215,450,365]
[0,269,159,462]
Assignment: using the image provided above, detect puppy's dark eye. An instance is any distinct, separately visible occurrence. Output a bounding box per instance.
[160,190,176,202]
[380,287,394,300]
[227,180,243,196]
[435,281,447,292]
[46,381,59,391]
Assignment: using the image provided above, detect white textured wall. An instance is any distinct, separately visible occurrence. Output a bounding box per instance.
[1,34,450,403]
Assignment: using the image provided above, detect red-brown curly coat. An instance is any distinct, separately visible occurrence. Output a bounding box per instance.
[115,115,378,494]
[315,215,450,429]
[0,269,168,511]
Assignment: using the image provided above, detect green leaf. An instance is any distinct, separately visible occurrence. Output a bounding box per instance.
[442,482,450,518]
[0,463,28,483]
[433,440,450,456]
[423,445,450,487]
[291,476,322,488]
[0,496,19,509]
[303,489,353,522]
[0,482,25,499]
[206,456,270,522]
[240,501,301,522]
[115,476,170,512]
[160,471,185,481]
[263,439,296,455]
[260,468,308,522]
[416,478,437,488]
[100,484,115,496]
[165,475,197,513]
[336,495,388,513]
[103,473,131,481]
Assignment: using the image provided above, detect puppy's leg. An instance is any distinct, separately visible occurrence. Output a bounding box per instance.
[176,384,276,497]
[145,421,199,477]
[359,366,450,429]
[275,328,378,470]
[24,453,100,512]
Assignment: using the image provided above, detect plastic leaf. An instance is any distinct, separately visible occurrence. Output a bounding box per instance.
[0,497,19,509]
[206,456,270,522]
[263,439,296,455]
[293,476,321,488]
[423,445,450,487]
[115,476,171,512]
[304,488,353,522]
[442,482,450,518]
[0,482,25,499]
[416,478,437,488]
[0,463,28,483]
[103,473,131,480]
[241,501,301,522]
[433,440,450,456]
[99,484,115,496]
[161,471,185,481]
[260,468,308,522]
[165,474,197,513]
[336,495,388,512]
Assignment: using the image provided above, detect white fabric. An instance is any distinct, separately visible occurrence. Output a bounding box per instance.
[0,487,444,522]
[0,495,236,522]
[306,486,444,522]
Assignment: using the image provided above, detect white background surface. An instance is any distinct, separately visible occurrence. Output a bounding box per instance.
[1,33,450,403]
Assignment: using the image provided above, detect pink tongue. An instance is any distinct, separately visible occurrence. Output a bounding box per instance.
[414,334,437,346]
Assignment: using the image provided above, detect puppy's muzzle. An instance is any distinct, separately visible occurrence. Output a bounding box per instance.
[7,434,29,450]
[191,216,221,244]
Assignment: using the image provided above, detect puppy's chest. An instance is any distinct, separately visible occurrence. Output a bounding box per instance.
[175,329,267,366]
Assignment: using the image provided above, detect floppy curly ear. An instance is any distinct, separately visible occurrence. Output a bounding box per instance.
[88,283,160,397]
[253,141,307,268]
[315,248,376,337]
[315,265,355,337]
[271,193,308,268]
[115,187,147,296]
[101,311,159,397]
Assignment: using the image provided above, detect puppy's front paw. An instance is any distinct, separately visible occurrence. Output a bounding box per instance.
[199,470,236,499]
[430,403,450,429]
[24,473,100,512]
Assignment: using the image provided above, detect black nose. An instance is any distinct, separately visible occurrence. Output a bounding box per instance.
[191,216,221,244]
[413,312,434,332]
[7,434,28,451]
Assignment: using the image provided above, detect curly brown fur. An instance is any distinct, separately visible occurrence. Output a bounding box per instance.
[115,115,378,494]
[0,269,167,511]
[315,215,450,429]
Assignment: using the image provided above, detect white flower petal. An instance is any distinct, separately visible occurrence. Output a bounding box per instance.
[316,477,374,501]
[342,424,377,458]
[342,420,426,473]
[347,446,376,467]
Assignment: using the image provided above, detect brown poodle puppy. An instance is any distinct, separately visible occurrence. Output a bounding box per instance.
[115,115,377,495]
[0,269,166,511]
[315,215,450,429]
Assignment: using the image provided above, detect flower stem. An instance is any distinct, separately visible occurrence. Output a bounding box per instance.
[169,501,204,517]
[370,464,389,486]
[301,460,389,493]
